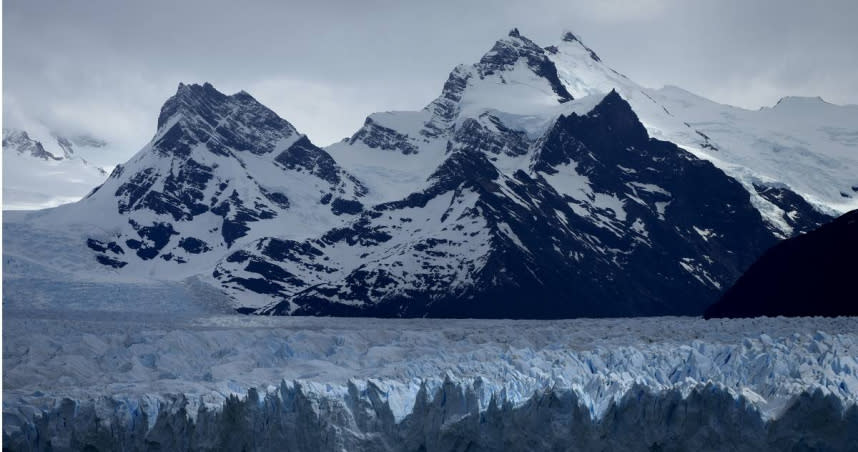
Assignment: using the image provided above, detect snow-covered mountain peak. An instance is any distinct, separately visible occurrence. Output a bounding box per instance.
[14,82,367,278]
[771,95,831,109]
[329,29,581,202]
[574,89,648,140]
[549,32,633,100]
[558,31,602,63]
[5,31,847,316]
[470,28,572,104]
[3,128,109,209]
[2,128,61,160]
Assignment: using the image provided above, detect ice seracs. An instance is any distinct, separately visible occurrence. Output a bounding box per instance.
[3,309,857,451]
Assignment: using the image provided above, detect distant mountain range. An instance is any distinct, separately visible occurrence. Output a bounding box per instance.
[2,128,107,209]
[4,29,856,317]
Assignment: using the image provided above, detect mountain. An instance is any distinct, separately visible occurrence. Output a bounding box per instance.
[649,89,858,218]
[2,29,848,317]
[705,209,858,318]
[545,32,857,236]
[29,82,367,278]
[212,30,830,317]
[216,89,783,317]
[2,128,107,210]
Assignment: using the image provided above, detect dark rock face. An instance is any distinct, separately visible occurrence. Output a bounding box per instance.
[348,118,420,155]
[277,136,349,186]
[131,221,179,260]
[453,114,530,158]
[87,238,129,268]
[215,92,824,318]
[155,83,296,156]
[330,198,364,215]
[423,66,472,138]
[178,237,211,254]
[705,210,858,318]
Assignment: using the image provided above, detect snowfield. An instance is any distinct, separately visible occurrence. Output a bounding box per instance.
[3,281,857,450]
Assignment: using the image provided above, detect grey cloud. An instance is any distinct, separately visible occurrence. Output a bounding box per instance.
[4,0,857,163]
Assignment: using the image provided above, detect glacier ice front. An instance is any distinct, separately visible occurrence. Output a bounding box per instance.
[3,310,857,451]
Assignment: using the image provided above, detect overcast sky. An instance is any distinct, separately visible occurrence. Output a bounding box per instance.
[4,0,858,162]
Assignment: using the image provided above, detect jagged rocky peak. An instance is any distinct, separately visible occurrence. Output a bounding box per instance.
[475,28,572,103]
[54,135,76,158]
[76,81,366,271]
[154,82,299,157]
[2,128,61,160]
[563,89,648,144]
[343,28,576,154]
[346,115,421,154]
[559,31,602,62]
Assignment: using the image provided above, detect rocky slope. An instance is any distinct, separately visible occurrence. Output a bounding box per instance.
[706,209,858,318]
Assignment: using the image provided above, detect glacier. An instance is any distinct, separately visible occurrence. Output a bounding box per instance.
[4,283,858,451]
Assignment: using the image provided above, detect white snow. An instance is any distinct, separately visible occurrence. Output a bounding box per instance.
[650,86,858,214]
[3,135,108,210]
[547,34,858,229]
[693,226,716,241]
[539,161,627,234]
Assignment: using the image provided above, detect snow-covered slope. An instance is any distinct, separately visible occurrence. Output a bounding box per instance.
[2,128,107,210]
[546,32,858,232]
[650,87,858,214]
